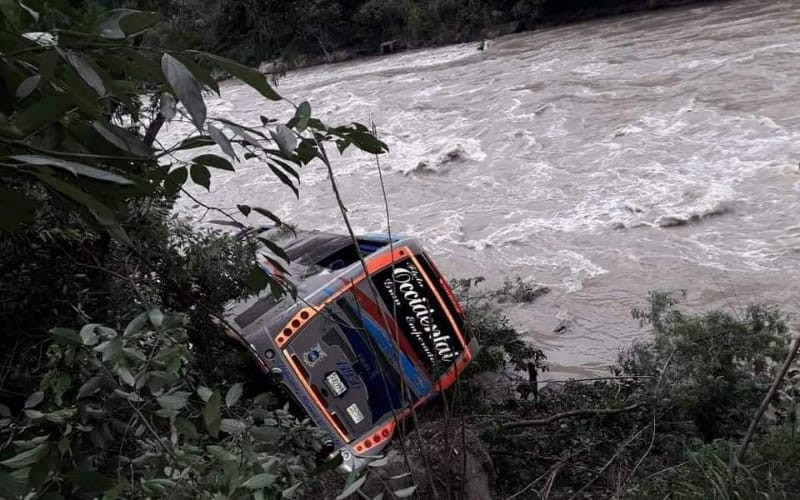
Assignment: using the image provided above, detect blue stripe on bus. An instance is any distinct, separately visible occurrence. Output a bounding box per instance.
[358,313,432,397]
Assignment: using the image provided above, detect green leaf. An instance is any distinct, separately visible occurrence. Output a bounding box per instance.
[208,124,236,160]
[10,154,133,185]
[16,74,40,100]
[175,417,199,440]
[225,382,243,408]
[193,153,234,171]
[257,236,289,263]
[393,486,417,498]
[11,91,72,136]
[220,418,246,434]
[157,391,191,411]
[44,408,76,424]
[294,101,311,132]
[246,266,270,293]
[266,163,298,197]
[59,49,105,96]
[190,163,210,190]
[203,390,221,437]
[148,307,164,327]
[97,9,159,39]
[51,327,81,345]
[334,475,367,500]
[97,337,122,362]
[172,135,215,151]
[161,54,205,131]
[77,376,102,399]
[0,443,49,468]
[270,157,300,181]
[79,324,99,346]
[64,470,115,492]
[124,311,148,336]
[250,208,281,230]
[347,130,387,155]
[225,122,262,148]
[174,54,220,94]
[116,366,135,386]
[194,52,281,101]
[155,408,178,419]
[166,166,188,195]
[197,386,213,402]
[24,391,44,409]
[295,139,318,165]
[206,445,237,462]
[241,473,278,490]
[237,204,251,216]
[92,120,149,156]
[251,426,282,444]
[270,124,297,157]
[24,409,44,420]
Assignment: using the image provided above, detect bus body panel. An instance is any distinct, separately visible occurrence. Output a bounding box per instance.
[226,230,476,471]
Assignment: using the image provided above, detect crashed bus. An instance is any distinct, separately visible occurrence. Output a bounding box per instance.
[224,228,478,471]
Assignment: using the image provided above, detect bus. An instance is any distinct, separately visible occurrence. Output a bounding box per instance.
[225,228,478,471]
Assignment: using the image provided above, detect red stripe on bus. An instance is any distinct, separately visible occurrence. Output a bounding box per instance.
[350,285,429,376]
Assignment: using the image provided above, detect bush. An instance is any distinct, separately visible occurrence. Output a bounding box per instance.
[0,310,324,498]
[621,291,790,441]
[466,292,796,499]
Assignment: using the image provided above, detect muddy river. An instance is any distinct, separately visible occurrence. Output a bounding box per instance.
[170,0,800,377]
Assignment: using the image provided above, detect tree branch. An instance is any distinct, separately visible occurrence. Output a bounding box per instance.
[731,333,800,476]
[498,403,641,431]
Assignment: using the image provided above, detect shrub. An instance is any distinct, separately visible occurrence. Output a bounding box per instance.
[0,310,325,498]
[621,291,790,441]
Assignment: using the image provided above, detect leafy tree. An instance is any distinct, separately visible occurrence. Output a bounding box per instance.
[0,2,389,497]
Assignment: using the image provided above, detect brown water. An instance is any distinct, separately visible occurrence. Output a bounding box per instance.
[169,0,800,377]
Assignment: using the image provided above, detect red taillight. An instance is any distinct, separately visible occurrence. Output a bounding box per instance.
[276,307,316,347]
[352,420,396,453]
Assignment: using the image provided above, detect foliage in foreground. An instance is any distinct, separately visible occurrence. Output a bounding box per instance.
[0,310,324,499]
[0,2,388,498]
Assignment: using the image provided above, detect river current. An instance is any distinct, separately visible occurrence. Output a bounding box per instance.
[169,0,800,377]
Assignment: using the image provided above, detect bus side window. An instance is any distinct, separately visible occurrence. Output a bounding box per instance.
[315,240,384,270]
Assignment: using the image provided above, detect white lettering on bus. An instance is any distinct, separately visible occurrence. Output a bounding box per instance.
[390,266,457,363]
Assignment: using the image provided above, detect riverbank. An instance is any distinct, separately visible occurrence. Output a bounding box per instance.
[252,0,726,73]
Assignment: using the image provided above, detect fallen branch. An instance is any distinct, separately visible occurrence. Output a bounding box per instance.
[498,403,640,431]
[730,333,800,477]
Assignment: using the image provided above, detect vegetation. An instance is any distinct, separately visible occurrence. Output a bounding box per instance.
[439,289,800,499]
[118,0,712,66]
[0,2,390,497]
[2,1,797,499]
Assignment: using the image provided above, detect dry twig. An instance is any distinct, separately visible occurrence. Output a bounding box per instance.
[498,403,640,431]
